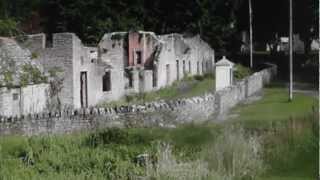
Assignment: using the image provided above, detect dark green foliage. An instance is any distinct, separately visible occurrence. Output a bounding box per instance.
[87,128,155,147]
[194,75,205,81]
[0,18,20,36]
[0,0,248,49]
[2,70,14,87]
[31,52,38,59]
[234,63,252,79]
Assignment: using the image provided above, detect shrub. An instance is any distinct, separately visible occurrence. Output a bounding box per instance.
[194,74,205,81]
[234,64,252,80]
[31,52,39,59]
[86,128,154,147]
[0,18,20,37]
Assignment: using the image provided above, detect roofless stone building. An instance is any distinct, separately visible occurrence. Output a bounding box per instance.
[0,31,215,115]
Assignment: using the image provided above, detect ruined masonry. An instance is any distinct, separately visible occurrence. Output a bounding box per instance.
[0,63,277,136]
[0,31,215,116]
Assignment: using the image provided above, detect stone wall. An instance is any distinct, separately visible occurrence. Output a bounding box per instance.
[0,64,276,136]
[23,33,46,54]
[0,84,49,117]
[38,33,75,107]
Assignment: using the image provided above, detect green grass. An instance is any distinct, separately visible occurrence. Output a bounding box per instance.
[227,87,318,180]
[0,125,221,180]
[229,87,317,127]
[100,74,215,107]
[0,86,317,180]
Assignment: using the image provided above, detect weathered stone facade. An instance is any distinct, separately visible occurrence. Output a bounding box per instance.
[30,31,215,109]
[0,31,214,116]
[0,36,49,116]
[0,64,277,136]
[0,84,49,116]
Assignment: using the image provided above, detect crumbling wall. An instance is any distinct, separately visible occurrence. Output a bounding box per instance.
[0,84,49,117]
[155,34,215,90]
[98,33,127,102]
[0,64,277,136]
[38,33,75,107]
[0,88,21,116]
[23,33,46,54]
[21,84,49,115]
[156,35,176,88]
[183,35,215,75]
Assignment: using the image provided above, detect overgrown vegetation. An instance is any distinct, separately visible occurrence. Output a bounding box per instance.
[0,87,317,180]
[0,18,20,37]
[20,64,47,86]
[47,67,64,111]
[0,125,265,180]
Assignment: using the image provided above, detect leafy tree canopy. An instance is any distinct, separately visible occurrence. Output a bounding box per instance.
[0,0,317,51]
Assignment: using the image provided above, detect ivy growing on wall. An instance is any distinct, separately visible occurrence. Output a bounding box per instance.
[20,64,47,86]
[47,66,64,111]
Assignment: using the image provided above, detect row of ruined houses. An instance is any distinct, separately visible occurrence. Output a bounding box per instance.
[0,31,215,116]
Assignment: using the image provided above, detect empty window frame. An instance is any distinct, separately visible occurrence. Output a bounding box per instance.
[197,61,200,74]
[13,93,19,100]
[183,60,186,74]
[135,51,142,64]
[102,71,111,92]
[176,60,179,80]
[124,71,133,89]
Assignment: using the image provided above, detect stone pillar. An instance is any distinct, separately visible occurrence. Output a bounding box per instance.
[215,56,234,91]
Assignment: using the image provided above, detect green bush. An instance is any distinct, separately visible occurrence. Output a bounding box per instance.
[234,64,252,80]
[86,128,154,147]
[31,52,39,59]
[0,18,20,36]
[194,74,205,81]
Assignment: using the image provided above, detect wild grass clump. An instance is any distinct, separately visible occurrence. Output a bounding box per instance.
[145,142,226,180]
[203,126,265,180]
[144,125,265,180]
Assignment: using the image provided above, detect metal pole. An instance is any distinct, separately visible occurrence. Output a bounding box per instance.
[318,0,320,177]
[249,0,253,68]
[289,0,293,101]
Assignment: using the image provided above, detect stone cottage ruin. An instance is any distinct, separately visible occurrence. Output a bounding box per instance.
[0,31,215,115]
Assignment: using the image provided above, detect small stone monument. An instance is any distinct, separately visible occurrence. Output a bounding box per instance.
[215,56,234,91]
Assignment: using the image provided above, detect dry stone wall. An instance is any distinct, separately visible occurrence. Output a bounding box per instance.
[0,64,277,136]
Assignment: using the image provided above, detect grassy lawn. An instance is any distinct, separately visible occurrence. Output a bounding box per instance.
[229,87,317,127]
[99,74,215,107]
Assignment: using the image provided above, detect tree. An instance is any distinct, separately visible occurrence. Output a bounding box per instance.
[0,18,20,36]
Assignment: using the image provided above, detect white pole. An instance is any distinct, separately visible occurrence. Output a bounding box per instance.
[289,0,293,101]
[318,0,320,177]
[249,0,253,68]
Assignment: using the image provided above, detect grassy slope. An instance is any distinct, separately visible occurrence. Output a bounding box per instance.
[229,87,317,126]
[227,87,318,180]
